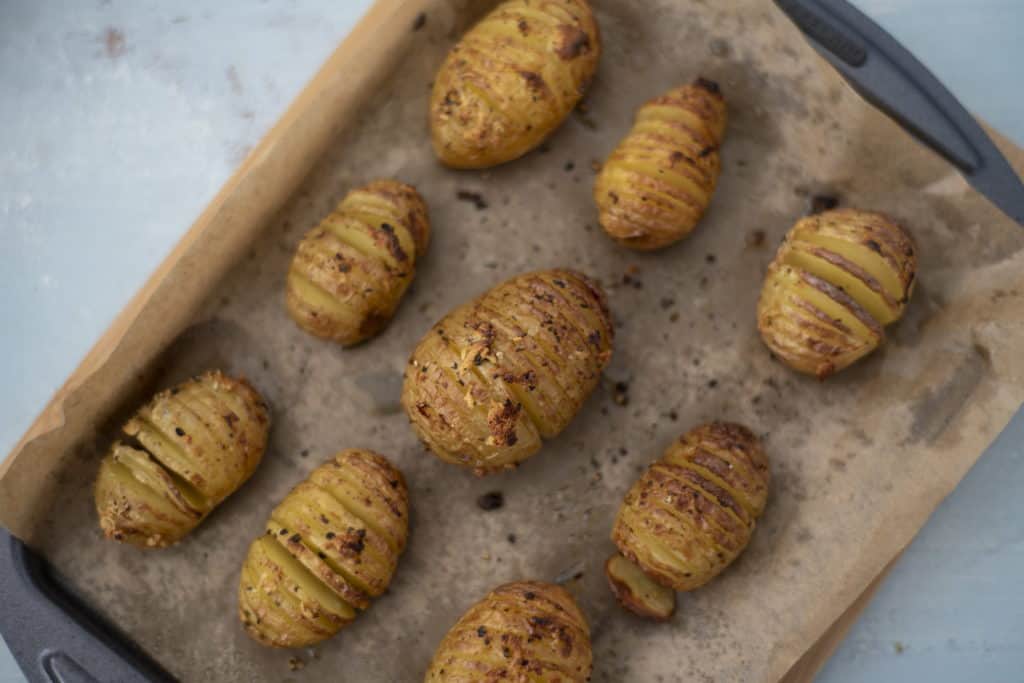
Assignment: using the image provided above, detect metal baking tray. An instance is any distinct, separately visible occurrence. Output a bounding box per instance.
[3,1,1023,681]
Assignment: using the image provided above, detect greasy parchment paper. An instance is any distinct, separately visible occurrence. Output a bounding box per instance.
[3,0,1024,681]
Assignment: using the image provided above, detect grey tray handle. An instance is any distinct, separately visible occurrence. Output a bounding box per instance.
[0,529,174,683]
[775,0,1024,226]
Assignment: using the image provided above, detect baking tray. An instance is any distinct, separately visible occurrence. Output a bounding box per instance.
[3,0,1024,681]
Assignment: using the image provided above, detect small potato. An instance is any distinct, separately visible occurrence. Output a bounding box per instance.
[594,79,727,250]
[424,581,592,682]
[238,449,409,648]
[401,269,613,475]
[286,180,430,346]
[605,553,676,621]
[612,422,769,592]
[757,208,917,378]
[94,371,269,548]
[430,0,601,169]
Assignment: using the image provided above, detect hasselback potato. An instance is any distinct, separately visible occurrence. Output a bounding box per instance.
[238,449,409,648]
[286,180,430,346]
[430,0,601,169]
[757,208,917,378]
[401,269,613,475]
[611,422,770,593]
[94,370,269,548]
[594,79,727,250]
[424,581,592,682]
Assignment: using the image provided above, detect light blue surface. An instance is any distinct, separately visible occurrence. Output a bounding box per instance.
[1,2,1021,682]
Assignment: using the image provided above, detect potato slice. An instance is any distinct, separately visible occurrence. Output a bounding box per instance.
[605,554,677,621]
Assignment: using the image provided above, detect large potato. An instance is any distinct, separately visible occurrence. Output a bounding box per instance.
[94,371,269,548]
[401,269,613,475]
[757,208,917,378]
[286,180,430,346]
[238,449,409,648]
[430,0,601,169]
[612,422,770,593]
[424,581,592,682]
[594,79,727,250]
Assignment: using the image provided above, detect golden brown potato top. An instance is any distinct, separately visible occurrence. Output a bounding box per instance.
[424,581,592,682]
[401,269,613,474]
[268,449,409,599]
[362,179,431,257]
[430,0,601,168]
[788,209,916,309]
[664,421,769,519]
[643,78,727,147]
[758,208,917,377]
[612,422,769,592]
[95,370,270,547]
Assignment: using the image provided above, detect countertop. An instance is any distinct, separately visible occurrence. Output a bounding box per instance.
[1,1,1022,681]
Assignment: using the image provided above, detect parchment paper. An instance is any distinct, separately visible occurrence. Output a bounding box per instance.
[3,1,1024,681]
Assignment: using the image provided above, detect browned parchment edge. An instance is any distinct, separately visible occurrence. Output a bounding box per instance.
[1,1,1021,681]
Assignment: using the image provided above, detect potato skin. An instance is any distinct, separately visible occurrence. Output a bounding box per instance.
[94,371,269,548]
[757,208,916,378]
[595,79,727,250]
[401,269,613,475]
[238,449,409,648]
[612,422,770,592]
[424,581,592,682]
[286,180,430,346]
[430,0,601,169]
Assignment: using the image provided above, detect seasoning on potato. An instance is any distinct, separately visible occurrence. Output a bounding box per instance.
[401,269,613,475]
[757,208,917,378]
[94,370,269,548]
[610,422,770,608]
[594,78,727,250]
[424,581,592,682]
[286,179,430,346]
[430,0,601,169]
[238,449,409,648]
